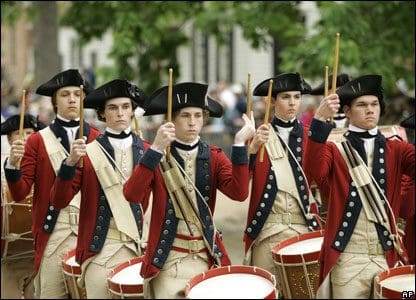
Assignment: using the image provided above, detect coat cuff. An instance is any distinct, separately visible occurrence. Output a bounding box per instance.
[140,148,163,170]
[308,118,333,143]
[4,159,21,182]
[58,160,76,180]
[249,154,257,171]
[231,145,248,164]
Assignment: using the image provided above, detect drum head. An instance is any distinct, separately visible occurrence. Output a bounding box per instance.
[185,265,277,299]
[107,256,144,296]
[374,265,415,299]
[61,248,81,275]
[272,230,324,264]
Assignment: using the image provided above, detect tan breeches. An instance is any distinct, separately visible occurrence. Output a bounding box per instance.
[146,254,209,299]
[251,225,309,291]
[330,253,388,299]
[34,234,77,299]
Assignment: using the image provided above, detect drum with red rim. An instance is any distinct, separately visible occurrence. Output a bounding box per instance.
[374,265,415,299]
[185,265,277,299]
[61,248,87,299]
[272,230,324,299]
[107,256,144,299]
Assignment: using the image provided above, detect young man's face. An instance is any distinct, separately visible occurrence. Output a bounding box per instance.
[55,86,82,120]
[274,91,302,121]
[344,95,380,130]
[101,97,133,132]
[8,128,35,145]
[173,107,204,143]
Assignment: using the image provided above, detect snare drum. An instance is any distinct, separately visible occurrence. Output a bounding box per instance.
[374,265,415,299]
[185,265,277,299]
[1,187,34,259]
[61,249,87,299]
[272,230,324,299]
[107,256,144,299]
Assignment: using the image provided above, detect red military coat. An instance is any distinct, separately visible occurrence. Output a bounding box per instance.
[123,142,249,279]
[244,122,320,253]
[50,134,150,265]
[304,119,415,289]
[5,123,100,272]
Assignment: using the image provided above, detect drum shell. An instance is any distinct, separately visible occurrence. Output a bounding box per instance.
[272,230,324,299]
[1,192,34,257]
[107,256,144,299]
[61,248,87,299]
[374,265,415,299]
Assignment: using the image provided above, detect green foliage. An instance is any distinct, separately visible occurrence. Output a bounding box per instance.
[1,2,37,26]
[279,1,415,93]
[5,1,413,96]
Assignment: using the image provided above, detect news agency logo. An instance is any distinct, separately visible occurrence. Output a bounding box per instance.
[402,290,414,299]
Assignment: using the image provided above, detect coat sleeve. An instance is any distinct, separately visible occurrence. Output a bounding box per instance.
[4,133,38,202]
[50,160,82,210]
[214,145,249,201]
[123,147,160,205]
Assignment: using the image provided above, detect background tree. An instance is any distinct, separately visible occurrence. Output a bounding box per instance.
[2,1,60,89]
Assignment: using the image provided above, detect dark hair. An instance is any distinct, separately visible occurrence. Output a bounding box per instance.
[96,98,138,122]
[171,108,210,126]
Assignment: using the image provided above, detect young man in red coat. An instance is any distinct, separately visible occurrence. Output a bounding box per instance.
[4,69,100,298]
[1,114,46,255]
[50,79,149,298]
[304,75,415,298]
[123,82,255,298]
[243,73,322,297]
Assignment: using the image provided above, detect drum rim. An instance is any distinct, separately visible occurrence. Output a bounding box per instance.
[107,256,145,295]
[184,265,277,299]
[61,248,81,275]
[272,230,324,264]
[374,265,415,299]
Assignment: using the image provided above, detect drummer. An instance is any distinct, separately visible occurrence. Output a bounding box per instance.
[50,79,149,298]
[304,74,415,298]
[123,82,255,298]
[1,114,46,252]
[3,69,100,298]
[243,72,322,294]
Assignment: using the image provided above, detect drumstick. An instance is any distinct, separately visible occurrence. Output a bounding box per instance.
[16,90,26,170]
[259,79,273,163]
[324,66,329,97]
[330,33,340,124]
[246,73,252,149]
[79,85,84,168]
[166,68,173,161]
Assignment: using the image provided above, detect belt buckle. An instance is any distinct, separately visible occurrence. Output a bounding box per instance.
[69,213,78,226]
[120,232,130,242]
[188,240,199,254]
[282,213,291,225]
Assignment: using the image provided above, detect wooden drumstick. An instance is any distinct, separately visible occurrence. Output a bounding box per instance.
[246,73,252,149]
[16,90,26,170]
[259,79,273,163]
[324,66,329,97]
[330,33,340,124]
[79,85,84,168]
[166,68,173,161]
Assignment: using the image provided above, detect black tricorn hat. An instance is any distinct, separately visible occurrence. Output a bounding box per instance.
[400,114,415,129]
[143,82,223,118]
[84,79,147,109]
[36,69,93,97]
[1,114,46,135]
[310,73,352,96]
[336,74,385,115]
[253,72,312,97]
